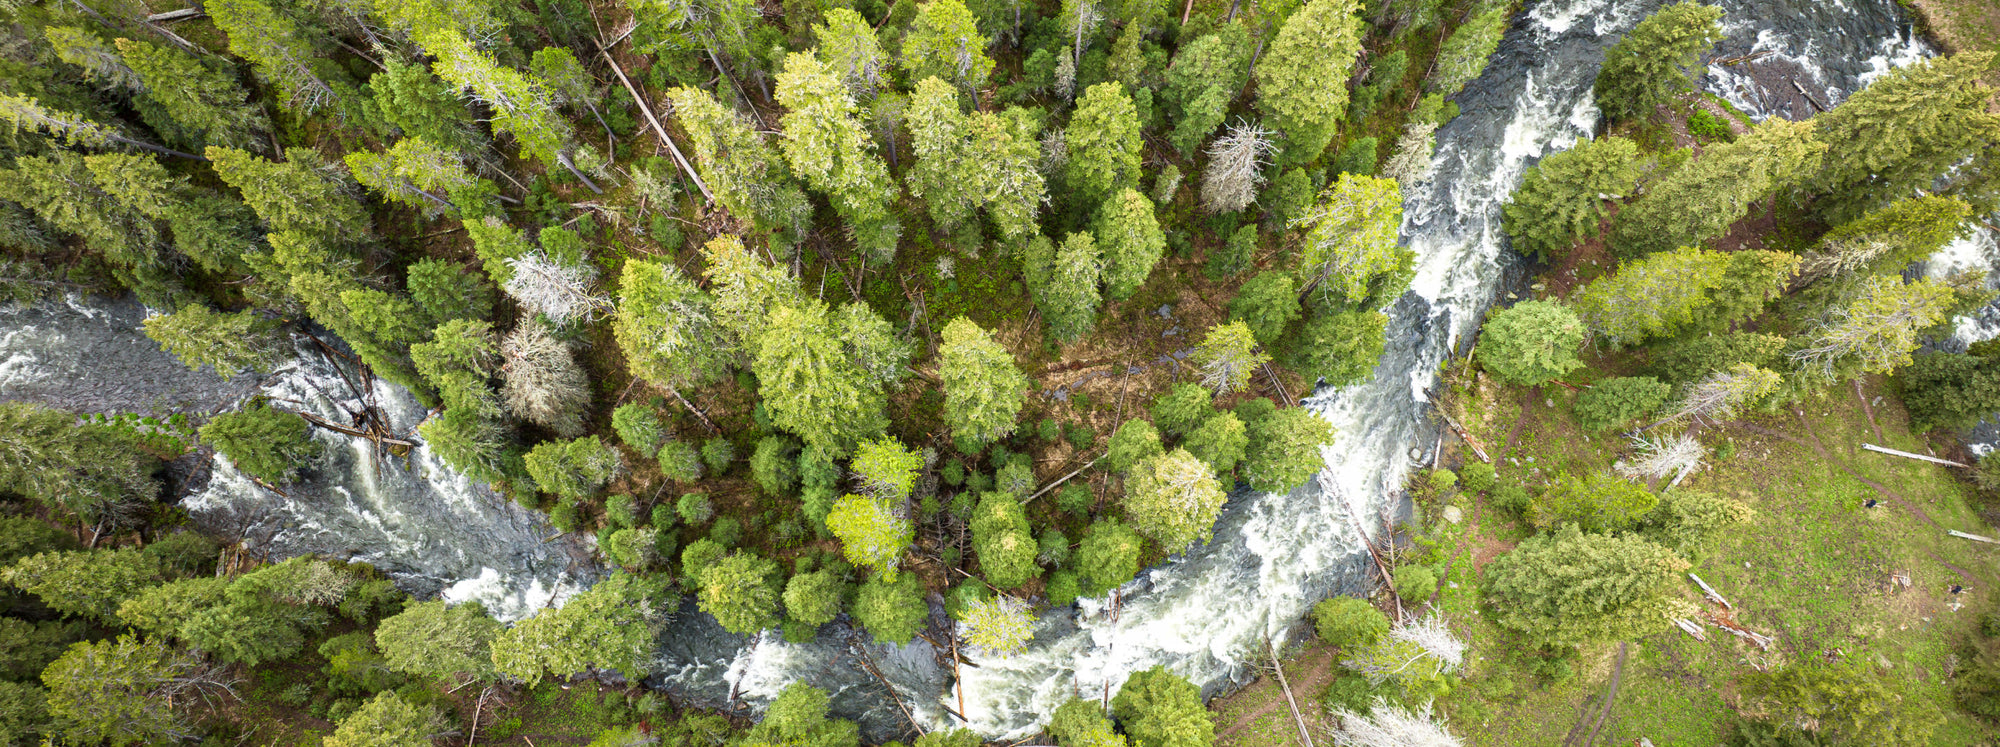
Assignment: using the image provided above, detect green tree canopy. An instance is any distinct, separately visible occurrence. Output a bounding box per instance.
[323,691,448,747]
[827,494,914,580]
[1294,173,1407,308]
[492,572,674,685]
[200,400,320,484]
[1809,51,2000,222]
[1478,300,1586,386]
[1243,407,1335,494]
[1123,449,1227,551]
[1067,83,1146,206]
[1502,136,1641,262]
[940,317,1030,447]
[1591,1,1723,122]
[1111,666,1216,747]
[374,600,502,681]
[1483,526,1690,649]
[852,573,928,644]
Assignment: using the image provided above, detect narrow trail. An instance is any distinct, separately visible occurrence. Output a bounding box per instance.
[1212,646,1342,744]
[1559,641,1628,747]
[1731,418,1942,530]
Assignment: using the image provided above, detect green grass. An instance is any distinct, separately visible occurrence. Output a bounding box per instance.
[1424,376,2000,745]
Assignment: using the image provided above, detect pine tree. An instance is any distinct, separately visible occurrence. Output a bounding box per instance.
[1123,449,1228,550]
[667,87,813,248]
[114,39,267,150]
[755,302,888,454]
[1790,276,1956,382]
[1193,321,1267,395]
[1183,412,1248,476]
[826,494,913,580]
[696,552,781,635]
[1501,136,1641,262]
[1067,82,1145,205]
[142,304,286,380]
[200,401,320,484]
[901,0,994,90]
[1430,5,1507,96]
[1477,300,1586,386]
[1243,407,1335,493]
[815,9,888,96]
[1591,1,1723,123]
[850,437,923,500]
[1806,195,1973,280]
[853,573,928,644]
[423,32,577,169]
[1573,246,1732,346]
[1163,22,1252,156]
[1255,0,1364,160]
[1106,418,1165,473]
[371,60,484,155]
[613,259,732,390]
[41,634,227,746]
[501,323,591,437]
[958,596,1035,656]
[836,302,914,387]
[1230,272,1301,347]
[1095,188,1166,301]
[1484,526,1690,648]
[1809,51,2000,222]
[1611,117,1824,257]
[4,549,160,624]
[939,317,1030,447]
[206,146,371,239]
[1293,173,1407,308]
[776,51,901,260]
[0,403,158,519]
[701,234,807,357]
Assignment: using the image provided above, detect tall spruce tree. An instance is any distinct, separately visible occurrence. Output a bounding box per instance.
[939,317,1030,447]
[1254,0,1364,161]
[1591,1,1723,123]
[776,51,901,260]
[1808,52,2000,222]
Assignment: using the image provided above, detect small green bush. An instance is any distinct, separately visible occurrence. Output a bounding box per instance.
[1458,461,1496,493]
[1312,597,1389,647]
[701,438,736,474]
[1493,484,1531,515]
[1687,108,1734,141]
[1574,376,1672,430]
[708,516,741,547]
[1393,565,1437,601]
[1056,484,1095,515]
[1424,468,1457,496]
[676,493,714,525]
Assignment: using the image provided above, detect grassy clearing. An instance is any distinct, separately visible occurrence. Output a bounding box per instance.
[1212,365,2000,745]
[1435,370,2000,745]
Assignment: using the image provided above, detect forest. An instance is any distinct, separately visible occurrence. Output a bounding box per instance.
[0,0,1994,738]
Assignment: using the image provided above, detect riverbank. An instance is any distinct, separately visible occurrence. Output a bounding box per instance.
[1902,0,1999,111]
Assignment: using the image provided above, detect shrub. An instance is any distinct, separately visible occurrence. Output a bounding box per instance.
[1687,108,1734,141]
[657,441,704,484]
[708,516,742,547]
[1423,468,1456,496]
[1055,484,1095,515]
[1458,461,1496,493]
[701,438,736,475]
[750,436,801,496]
[1149,383,1214,437]
[676,493,713,525]
[1478,300,1586,386]
[605,494,641,528]
[610,404,667,454]
[1313,597,1388,647]
[1393,565,1438,601]
[1493,484,1531,515]
[1574,377,1672,431]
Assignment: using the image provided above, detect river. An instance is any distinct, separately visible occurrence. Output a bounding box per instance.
[0,0,1949,738]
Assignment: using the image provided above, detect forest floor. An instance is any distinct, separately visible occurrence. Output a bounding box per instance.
[1208,364,2000,745]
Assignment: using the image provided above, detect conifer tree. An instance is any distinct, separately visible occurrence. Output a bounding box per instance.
[406,258,494,326]
[826,494,913,580]
[939,317,1030,447]
[1230,272,1302,347]
[1112,667,1216,747]
[324,692,449,747]
[1611,117,1824,257]
[1184,412,1248,476]
[1123,449,1228,550]
[837,303,915,387]
[1193,321,1267,395]
[1484,526,1690,648]
[4,548,160,624]
[491,572,673,684]
[701,234,807,357]
[1502,136,1641,262]
[1094,188,1165,301]
[200,401,320,484]
[371,60,484,155]
[142,304,286,380]
[0,153,178,305]
[668,87,813,248]
[1243,407,1335,493]
[0,403,158,519]
[83,153,260,276]
[206,146,371,239]
[41,634,226,746]
[524,436,622,499]
[1106,419,1165,473]
[423,32,579,170]
[904,78,1047,239]
[1791,276,1956,382]
[1067,82,1145,206]
[114,39,267,150]
[1293,173,1407,308]
[613,259,731,390]
[697,552,782,635]
[1164,22,1252,157]
[345,137,476,215]
[1805,195,1972,280]
[776,51,901,260]
[1255,0,1363,160]
[1591,1,1723,123]
[1478,300,1586,386]
[1809,52,2000,222]
[755,302,888,454]
[1572,246,1732,346]
[901,0,994,90]
[1430,5,1507,96]
[1034,231,1105,341]
[815,9,888,97]
[374,600,501,680]
[206,0,342,113]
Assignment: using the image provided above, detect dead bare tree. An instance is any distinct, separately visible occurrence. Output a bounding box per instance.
[1617,431,1706,484]
[501,322,592,437]
[1201,119,1278,214]
[1325,699,1464,747]
[502,250,609,326]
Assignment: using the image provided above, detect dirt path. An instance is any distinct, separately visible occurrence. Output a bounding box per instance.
[1502,386,1539,455]
[1560,642,1628,747]
[1732,418,1943,530]
[1214,645,1342,744]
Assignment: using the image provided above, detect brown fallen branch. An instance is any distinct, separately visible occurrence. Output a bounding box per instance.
[1266,638,1315,747]
[295,411,417,448]
[594,44,713,203]
[668,387,721,435]
[1024,456,1103,504]
[1437,411,1490,463]
[1688,572,1732,609]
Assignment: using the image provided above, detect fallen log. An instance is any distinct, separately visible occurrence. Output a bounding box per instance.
[1862,443,1970,468]
[1949,529,2000,545]
[1689,573,1733,609]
